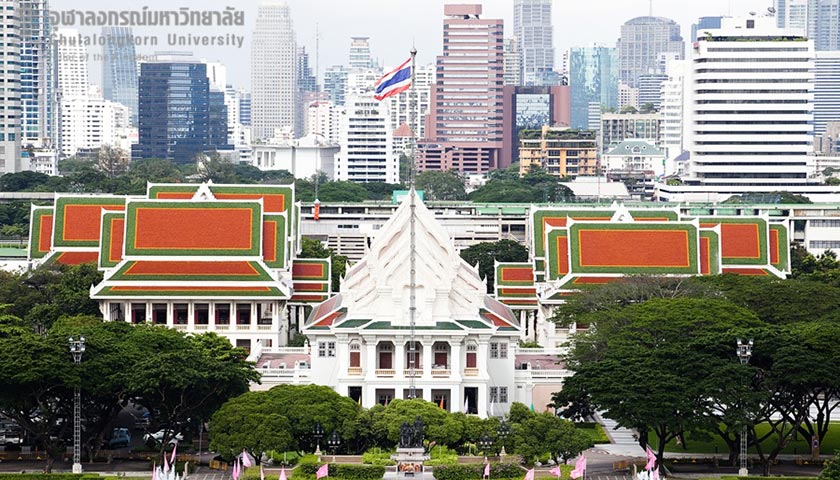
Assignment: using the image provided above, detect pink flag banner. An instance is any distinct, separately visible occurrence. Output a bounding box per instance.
[170,442,178,465]
[261,466,265,480]
[570,455,587,479]
[163,454,170,475]
[549,467,562,478]
[280,468,287,480]
[484,463,490,479]
[524,468,535,480]
[645,447,656,471]
[152,462,157,480]
[316,464,329,479]
[242,450,253,468]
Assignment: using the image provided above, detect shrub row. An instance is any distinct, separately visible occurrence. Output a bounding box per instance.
[293,462,386,480]
[433,463,523,480]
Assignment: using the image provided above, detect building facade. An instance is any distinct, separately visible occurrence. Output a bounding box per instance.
[101,27,138,125]
[0,0,21,174]
[814,51,840,136]
[681,17,816,190]
[251,0,296,140]
[569,46,618,130]
[638,73,668,109]
[618,16,684,88]
[60,97,131,157]
[503,38,522,86]
[518,127,598,178]
[251,135,339,179]
[336,95,397,184]
[417,4,506,174]
[19,0,54,149]
[132,62,229,164]
[387,63,433,142]
[55,29,89,100]
[513,0,554,86]
[503,85,571,163]
[809,0,840,51]
[349,37,376,71]
[599,112,663,153]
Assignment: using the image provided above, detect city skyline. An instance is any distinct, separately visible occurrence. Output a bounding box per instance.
[53,0,775,91]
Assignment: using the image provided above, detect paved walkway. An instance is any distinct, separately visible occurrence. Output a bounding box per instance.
[594,413,644,458]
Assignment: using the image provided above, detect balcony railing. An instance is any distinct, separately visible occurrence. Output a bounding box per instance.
[464,368,479,376]
[347,367,363,376]
[375,369,396,377]
[431,369,451,377]
[173,324,188,331]
[257,325,273,331]
[194,324,209,331]
[236,324,251,331]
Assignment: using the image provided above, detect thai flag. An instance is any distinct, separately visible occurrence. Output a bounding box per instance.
[374,57,412,101]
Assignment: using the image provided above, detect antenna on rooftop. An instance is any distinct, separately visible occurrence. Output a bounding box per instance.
[315,23,320,89]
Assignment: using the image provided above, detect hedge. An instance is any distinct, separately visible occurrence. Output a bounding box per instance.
[434,464,524,480]
[0,476,100,480]
[293,462,386,480]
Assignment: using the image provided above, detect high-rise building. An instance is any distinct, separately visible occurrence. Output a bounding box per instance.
[617,82,639,110]
[296,46,318,137]
[102,27,139,126]
[60,97,131,157]
[513,0,554,86]
[324,65,349,107]
[814,51,840,136]
[239,92,251,126]
[387,63,433,141]
[306,100,339,145]
[204,61,227,92]
[55,29,89,99]
[251,0,296,140]
[349,36,375,71]
[503,38,522,86]
[618,16,684,88]
[599,112,663,153]
[336,95,397,184]
[0,0,21,174]
[569,46,618,129]
[502,85,571,163]
[638,73,668,109]
[809,0,840,51]
[20,0,54,148]
[132,61,229,164]
[776,0,809,29]
[683,17,815,189]
[417,4,505,174]
[518,127,598,178]
[660,59,687,170]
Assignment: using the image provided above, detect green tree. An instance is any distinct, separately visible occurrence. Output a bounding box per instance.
[415,170,466,201]
[96,145,130,178]
[209,391,294,459]
[126,327,259,455]
[129,158,185,184]
[469,180,536,203]
[198,152,237,183]
[561,298,763,466]
[370,399,464,448]
[820,451,840,480]
[0,170,51,191]
[318,181,370,202]
[511,413,592,465]
[1,224,26,247]
[459,240,529,293]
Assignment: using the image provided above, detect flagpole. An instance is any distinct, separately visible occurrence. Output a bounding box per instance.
[408,46,418,400]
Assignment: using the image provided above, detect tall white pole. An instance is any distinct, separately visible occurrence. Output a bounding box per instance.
[408,47,418,399]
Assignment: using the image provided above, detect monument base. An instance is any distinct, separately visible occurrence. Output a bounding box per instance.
[391,448,429,478]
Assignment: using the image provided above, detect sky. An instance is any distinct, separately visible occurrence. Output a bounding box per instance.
[51,0,777,90]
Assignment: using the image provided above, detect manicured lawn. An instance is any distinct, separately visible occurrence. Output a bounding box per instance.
[648,422,840,455]
[534,464,573,479]
[576,422,610,445]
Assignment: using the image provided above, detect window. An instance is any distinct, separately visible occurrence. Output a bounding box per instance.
[319,341,336,358]
[328,341,336,357]
[490,342,507,359]
[466,343,477,368]
[489,387,498,403]
[349,343,361,367]
[499,342,508,359]
[490,343,499,359]
[499,386,508,403]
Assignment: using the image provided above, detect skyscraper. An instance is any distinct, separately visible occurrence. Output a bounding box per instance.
[19,0,53,148]
[513,0,555,86]
[0,0,21,174]
[349,37,375,71]
[251,0,296,140]
[814,51,840,136]
[132,61,228,164]
[809,0,840,51]
[102,27,139,125]
[417,4,506,173]
[55,29,89,99]
[683,17,815,189]
[569,46,618,129]
[618,16,684,87]
[336,95,397,183]
[324,65,349,106]
[691,16,723,42]
[503,38,522,86]
[296,46,318,137]
[776,0,809,29]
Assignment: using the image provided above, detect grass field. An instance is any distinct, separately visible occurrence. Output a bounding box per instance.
[576,423,611,445]
[648,423,840,455]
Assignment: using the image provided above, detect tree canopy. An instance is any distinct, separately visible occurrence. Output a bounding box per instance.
[459,240,529,293]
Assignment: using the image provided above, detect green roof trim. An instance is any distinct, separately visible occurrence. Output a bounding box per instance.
[363,322,463,331]
[335,319,373,328]
[456,320,491,329]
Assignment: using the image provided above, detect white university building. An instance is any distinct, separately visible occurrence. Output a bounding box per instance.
[336,95,398,184]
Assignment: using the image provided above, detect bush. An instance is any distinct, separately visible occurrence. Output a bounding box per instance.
[426,445,459,466]
[293,462,386,480]
[433,464,523,480]
[269,450,303,466]
[361,449,396,466]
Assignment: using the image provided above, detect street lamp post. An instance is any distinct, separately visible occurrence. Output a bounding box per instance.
[313,422,325,456]
[496,420,510,457]
[737,338,753,477]
[327,431,341,463]
[69,336,86,474]
[478,433,493,462]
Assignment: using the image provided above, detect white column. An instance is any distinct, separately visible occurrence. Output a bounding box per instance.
[166,303,174,328]
[477,385,487,417]
[450,386,461,414]
[208,304,216,331]
[422,341,432,378]
[395,339,405,374]
[365,340,378,381]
